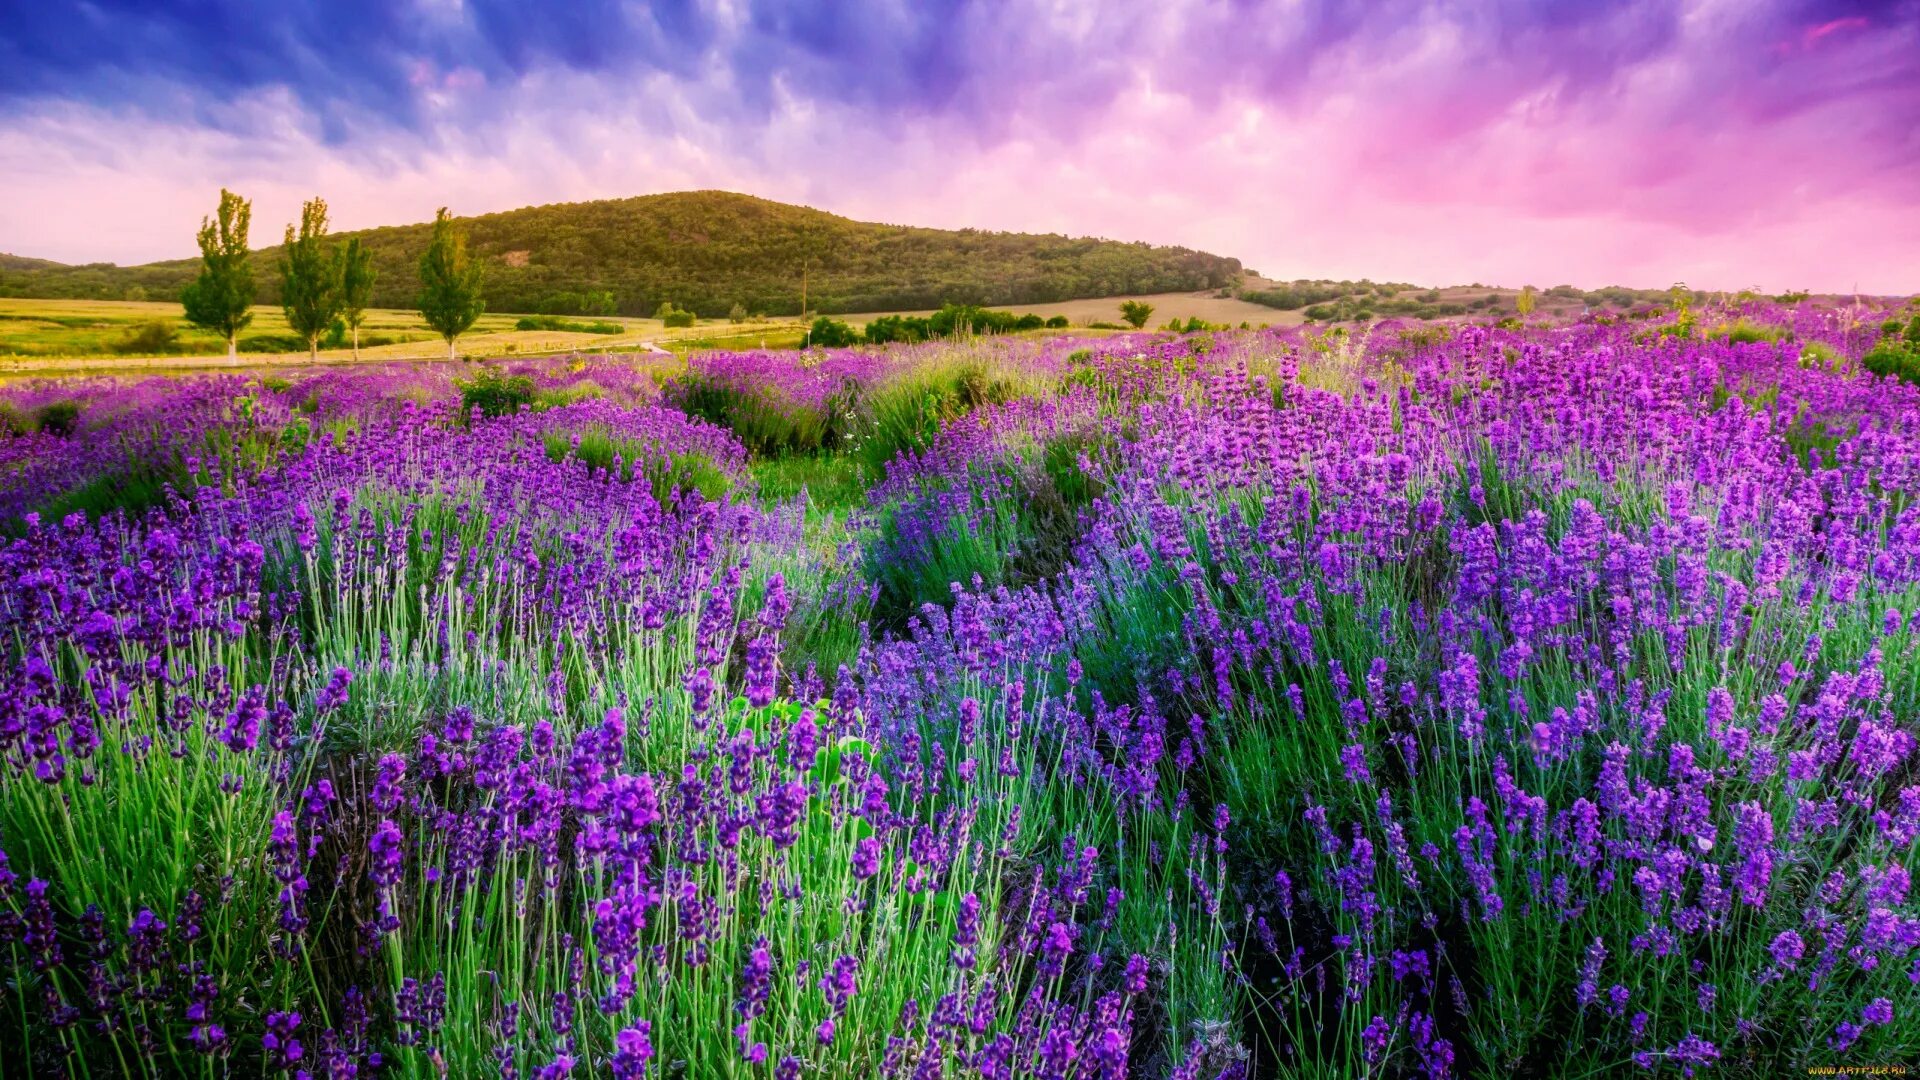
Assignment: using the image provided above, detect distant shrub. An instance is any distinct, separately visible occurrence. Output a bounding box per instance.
[808,317,860,348]
[237,333,308,354]
[656,302,696,328]
[863,315,930,345]
[514,315,622,334]
[458,368,537,418]
[1044,315,1069,329]
[1085,321,1125,330]
[729,303,748,324]
[1711,320,1790,345]
[1012,313,1045,331]
[1118,300,1154,329]
[113,319,181,355]
[34,400,82,437]
[926,304,1027,337]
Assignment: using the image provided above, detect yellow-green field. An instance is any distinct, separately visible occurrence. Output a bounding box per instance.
[0,290,1285,379]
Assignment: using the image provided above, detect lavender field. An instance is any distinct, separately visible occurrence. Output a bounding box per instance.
[3,302,1919,1078]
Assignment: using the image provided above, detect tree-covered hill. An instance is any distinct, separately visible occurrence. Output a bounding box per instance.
[0,191,1243,317]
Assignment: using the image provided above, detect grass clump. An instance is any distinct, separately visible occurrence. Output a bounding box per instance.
[543,428,734,509]
[458,368,537,418]
[861,360,1028,472]
[751,454,870,515]
[112,318,182,355]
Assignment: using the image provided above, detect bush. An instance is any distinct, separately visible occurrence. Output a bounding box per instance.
[808,317,860,348]
[34,400,83,437]
[1013,313,1045,331]
[656,302,696,329]
[237,334,310,354]
[112,319,181,355]
[927,304,1024,337]
[864,315,931,345]
[1863,343,1920,385]
[1118,300,1154,329]
[514,315,622,334]
[1045,315,1069,329]
[729,303,748,324]
[458,368,537,418]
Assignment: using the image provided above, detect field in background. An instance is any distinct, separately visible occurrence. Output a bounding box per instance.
[0,290,1280,376]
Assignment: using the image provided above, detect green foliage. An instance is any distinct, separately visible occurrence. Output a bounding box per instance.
[928,304,1030,336]
[1164,316,1227,333]
[1118,300,1154,328]
[728,302,748,324]
[457,368,536,419]
[3,192,1244,316]
[339,236,377,355]
[669,375,837,456]
[34,400,82,436]
[112,318,181,355]
[656,302,695,328]
[808,316,860,348]
[1663,281,1698,338]
[543,430,732,509]
[862,314,928,344]
[418,207,486,356]
[279,197,343,357]
[179,188,255,354]
[1710,319,1791,344]
[513,315,622,334]
[1239,280,1405,311]
[237,333,309,354]
[1044,315,1069,329]
[861,359,1026,472]
[1516,284,1537,316]
[750,454,870,514]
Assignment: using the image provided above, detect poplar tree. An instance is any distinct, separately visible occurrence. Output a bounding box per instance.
[340,237,377,359]
[180,189,255,360]
[280,197,342,361]
[418,208,485,360]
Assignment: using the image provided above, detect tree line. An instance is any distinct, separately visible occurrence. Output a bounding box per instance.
[181,189,485,361]
[3,191,1244,320]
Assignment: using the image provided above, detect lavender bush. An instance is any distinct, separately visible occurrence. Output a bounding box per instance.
[2,305,1916,1077]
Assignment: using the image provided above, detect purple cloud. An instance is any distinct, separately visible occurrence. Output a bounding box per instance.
[1,0,1914,290]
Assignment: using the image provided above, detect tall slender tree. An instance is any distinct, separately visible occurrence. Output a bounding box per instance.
[280,198,343,362]
[339,237,377,360]
[418,208,485,360]
[180,189,255,360]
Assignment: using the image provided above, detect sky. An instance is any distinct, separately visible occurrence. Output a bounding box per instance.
[1,0,1916,293]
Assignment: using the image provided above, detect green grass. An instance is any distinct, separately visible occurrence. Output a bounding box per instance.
[750,454,870,515]
[0,297,668,362]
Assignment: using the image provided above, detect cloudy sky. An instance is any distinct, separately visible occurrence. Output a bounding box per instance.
[2,0,1916,292]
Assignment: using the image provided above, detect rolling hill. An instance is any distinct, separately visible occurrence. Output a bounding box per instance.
[0,191,1243,318]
